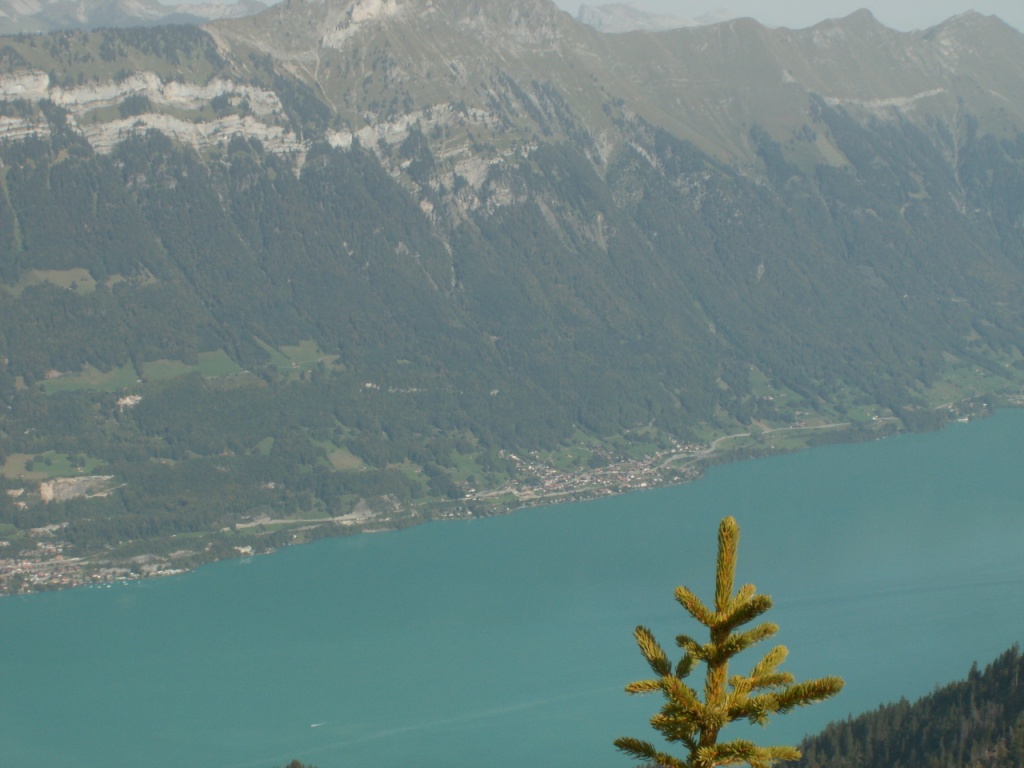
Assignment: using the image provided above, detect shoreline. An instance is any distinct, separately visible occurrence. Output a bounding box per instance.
[0,402,1000,596]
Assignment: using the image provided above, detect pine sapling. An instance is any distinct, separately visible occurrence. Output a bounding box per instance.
[615,516,843,768]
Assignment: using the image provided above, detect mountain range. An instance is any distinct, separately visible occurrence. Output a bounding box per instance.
[0,0,739,37]
[0,0,267,33]
[3,0,1024,587]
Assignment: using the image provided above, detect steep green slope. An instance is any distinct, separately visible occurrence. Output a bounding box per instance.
[795,645,1024,768]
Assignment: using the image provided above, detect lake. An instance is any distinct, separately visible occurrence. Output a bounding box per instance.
[2,411,1023,767]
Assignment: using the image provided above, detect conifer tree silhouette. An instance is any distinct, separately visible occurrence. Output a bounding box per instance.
[615,516,843,768]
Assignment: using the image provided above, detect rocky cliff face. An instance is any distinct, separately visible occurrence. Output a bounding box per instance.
[202,0,1024,167]
[3,0,1022,185]
[0,0,1021,295]
[0,68,301,155]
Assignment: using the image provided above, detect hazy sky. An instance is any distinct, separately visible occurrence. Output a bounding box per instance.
[172,0,1024,33]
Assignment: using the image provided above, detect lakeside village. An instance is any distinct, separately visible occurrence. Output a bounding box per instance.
[0,399,998,595]
[1,434,713,594]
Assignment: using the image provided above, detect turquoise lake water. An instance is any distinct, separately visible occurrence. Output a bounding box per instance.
[2,411,1023,767]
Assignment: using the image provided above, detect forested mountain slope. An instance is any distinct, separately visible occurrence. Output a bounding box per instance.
[2,0,1024,590]
[796,645,1024,768]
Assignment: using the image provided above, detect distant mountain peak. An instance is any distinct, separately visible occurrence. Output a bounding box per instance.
[844,7,881,24]
[919,8,1021,47]
[576,2,738,33]
[938,9,996,25]
[926,9,1012,33]
[318,0,407,48]
[811,8,887,33]
[209,0,574,63]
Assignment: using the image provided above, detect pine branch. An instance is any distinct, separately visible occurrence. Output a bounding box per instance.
[750,645,788,680]
[762,745,802,763]
[614,737,687,768]
[746,671,795,692]
[675,653,696,679]
[717,593,773,632]
[625,678,662,694]
[714,517,740,612]
[708,622,777,664]
[651,711,699,742]
[699,739,801,768]
[773,676,845,712]
[726,583,756,613]
[676,585,714,626]
[676,633,705,660]
[635,625,672,676]
[662,674,699,708]
[614,736,659,761]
